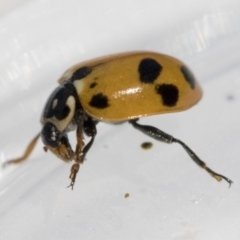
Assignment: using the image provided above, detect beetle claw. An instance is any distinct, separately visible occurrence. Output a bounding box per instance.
[67,163,80,190]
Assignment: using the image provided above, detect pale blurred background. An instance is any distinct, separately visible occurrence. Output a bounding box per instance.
[0,0,240,239]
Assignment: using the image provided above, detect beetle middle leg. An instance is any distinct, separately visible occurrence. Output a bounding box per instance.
[68,116,97,189]
[129,119,233,187]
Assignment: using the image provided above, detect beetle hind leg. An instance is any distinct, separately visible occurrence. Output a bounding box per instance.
[129,119,233,187]
[173,138,233,187]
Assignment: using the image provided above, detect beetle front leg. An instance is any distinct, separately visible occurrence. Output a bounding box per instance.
[129,119,233,187]
[67,135,96,190]
[47,135,74,163]
[74,117,85,160]
[68,117,97,189]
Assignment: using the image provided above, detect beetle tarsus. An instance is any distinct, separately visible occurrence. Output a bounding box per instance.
[67,181,75,190]
[68,162,80,190]
[205,167,233,187]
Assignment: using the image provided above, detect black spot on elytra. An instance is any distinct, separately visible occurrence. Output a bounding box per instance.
[89,82,97,88]
[180,65,195,89]
[155,84,179,107]
[89,93,109,109]
[138,58,162,83]
[70,66,92,82]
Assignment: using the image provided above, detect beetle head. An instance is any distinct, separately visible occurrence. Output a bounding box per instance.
[40,83,79,161]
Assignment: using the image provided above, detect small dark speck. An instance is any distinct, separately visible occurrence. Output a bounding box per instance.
[89,82,97,88]
[124,193,130,198]
[226,94,235,101]
[43,146,48,152]
[141,142,153,150]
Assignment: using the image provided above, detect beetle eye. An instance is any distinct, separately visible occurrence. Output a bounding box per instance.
[41,122,61,148]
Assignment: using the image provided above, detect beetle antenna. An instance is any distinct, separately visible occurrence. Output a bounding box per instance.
[3,133,40,167]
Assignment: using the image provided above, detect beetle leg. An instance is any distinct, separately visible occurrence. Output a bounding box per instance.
[77,116,97,164]
[74,117,85,160]
[47,135,74,162]
[3,133,40,167]
[68,117,97,189]
[129,119,233,187]
[67,162,80,190]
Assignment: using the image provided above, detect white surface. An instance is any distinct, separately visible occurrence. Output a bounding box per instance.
[0,0,240,239]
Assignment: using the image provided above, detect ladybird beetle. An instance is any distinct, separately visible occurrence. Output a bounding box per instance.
[5,51,233,189]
